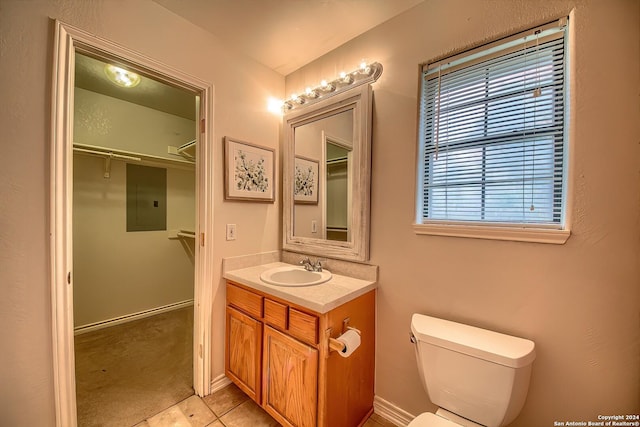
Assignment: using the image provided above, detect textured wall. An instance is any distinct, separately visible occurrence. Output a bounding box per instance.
[293,113,353,239]
[287,0,640,423]
[73,156,196,327]
[73,88,197,326]
[74,87,196,160]
[0,1,283,425]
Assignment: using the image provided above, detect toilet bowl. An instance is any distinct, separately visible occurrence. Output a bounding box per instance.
[409,314,536,427]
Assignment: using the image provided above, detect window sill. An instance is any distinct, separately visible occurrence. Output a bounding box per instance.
[412,223,570,244]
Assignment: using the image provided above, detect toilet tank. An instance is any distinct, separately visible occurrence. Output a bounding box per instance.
[411,314,536,427]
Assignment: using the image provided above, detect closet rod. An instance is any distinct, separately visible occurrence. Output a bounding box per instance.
[73,147,142,162]
[177,231,196,239]
[74,143,195,166]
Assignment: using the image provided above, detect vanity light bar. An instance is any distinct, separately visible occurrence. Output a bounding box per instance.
[283,61,383,111]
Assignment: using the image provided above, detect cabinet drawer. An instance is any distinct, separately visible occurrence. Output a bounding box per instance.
[264,299,288,330]
[227,283,263,319]
[288,308,318,345]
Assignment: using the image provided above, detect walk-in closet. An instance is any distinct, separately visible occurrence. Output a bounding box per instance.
[72,53,198,426]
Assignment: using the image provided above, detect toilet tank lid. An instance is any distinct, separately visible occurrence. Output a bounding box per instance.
[411,314,536,368]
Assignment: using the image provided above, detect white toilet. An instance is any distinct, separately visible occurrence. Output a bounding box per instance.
[409,314,536,427]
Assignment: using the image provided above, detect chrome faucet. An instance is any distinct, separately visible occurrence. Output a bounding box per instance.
[299,257,313,271]
[312,258,324,272]
[300,257,324,272]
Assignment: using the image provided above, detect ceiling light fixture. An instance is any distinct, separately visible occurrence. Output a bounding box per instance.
[282,61,382,111]
[104,64,141,88]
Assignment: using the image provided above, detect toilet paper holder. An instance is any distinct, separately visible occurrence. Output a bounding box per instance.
[327,317,361,353]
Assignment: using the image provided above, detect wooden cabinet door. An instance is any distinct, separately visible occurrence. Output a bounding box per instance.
[226,306,262,403]
[263,326,318,427]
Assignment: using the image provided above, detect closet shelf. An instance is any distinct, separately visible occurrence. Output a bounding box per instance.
[326,157,348,165]
[73,142,196,178]
[169,229,196,239]
[177,140,196,161]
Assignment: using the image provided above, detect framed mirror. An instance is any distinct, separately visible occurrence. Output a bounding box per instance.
[283,84,373,261]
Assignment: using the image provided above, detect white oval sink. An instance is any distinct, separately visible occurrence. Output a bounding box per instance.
[260,266,332,287]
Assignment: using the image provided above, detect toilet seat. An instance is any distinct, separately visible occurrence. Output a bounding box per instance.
[408,412,461,427]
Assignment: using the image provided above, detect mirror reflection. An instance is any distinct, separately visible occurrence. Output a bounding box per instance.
[293,109,353,242]
[283,82,376,262]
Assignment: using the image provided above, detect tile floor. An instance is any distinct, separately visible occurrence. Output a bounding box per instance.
[133,382,396,427]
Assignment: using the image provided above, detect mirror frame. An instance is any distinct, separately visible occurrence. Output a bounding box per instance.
[283,84,372,262]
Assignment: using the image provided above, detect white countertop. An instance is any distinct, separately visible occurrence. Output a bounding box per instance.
[223,262,377,314]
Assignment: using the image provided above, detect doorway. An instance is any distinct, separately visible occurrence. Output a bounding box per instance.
[72,51,198,425]
[51,21,214,427]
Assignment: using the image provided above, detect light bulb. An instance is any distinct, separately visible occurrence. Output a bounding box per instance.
[291,93,305,104]
[340,71,353,84]
[359,61,372,75]
[305,87,318,98]
[104,64,141,88]
[319,79,335,92]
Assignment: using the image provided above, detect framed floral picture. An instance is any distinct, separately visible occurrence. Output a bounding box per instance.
[294,156,319,204]
[224,137,275,202]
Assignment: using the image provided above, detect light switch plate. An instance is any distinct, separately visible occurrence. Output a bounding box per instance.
[226,224,236,241]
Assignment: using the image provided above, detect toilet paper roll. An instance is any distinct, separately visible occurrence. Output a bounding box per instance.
[336,329,361,358]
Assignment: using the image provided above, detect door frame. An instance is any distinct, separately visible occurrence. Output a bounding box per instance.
[50,20,214,427]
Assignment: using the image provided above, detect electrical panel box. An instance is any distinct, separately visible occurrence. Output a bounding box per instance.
[126,164,167,232]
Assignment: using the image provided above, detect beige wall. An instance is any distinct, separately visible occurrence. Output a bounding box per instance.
[294,121,325,238]
[73,88,197,327]
[1,0,638,425]
[287,0,640,423]
[74,87,196,160]
[0,0,282,425]
[293,113,353,238]
[73,155,196,327]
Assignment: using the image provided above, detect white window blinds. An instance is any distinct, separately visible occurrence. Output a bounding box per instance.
[418,19,568,228]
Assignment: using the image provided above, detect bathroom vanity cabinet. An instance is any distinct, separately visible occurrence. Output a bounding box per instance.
[225,280,375,427]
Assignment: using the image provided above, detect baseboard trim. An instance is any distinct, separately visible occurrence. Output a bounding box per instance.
[210,374,232,394]
[373,395,416,427]
[206,378,415,425]
[74,299,194,335]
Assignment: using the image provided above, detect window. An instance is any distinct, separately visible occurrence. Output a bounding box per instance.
[415,19,570,243]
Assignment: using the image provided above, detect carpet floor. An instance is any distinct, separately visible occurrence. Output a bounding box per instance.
[74,306,194,427]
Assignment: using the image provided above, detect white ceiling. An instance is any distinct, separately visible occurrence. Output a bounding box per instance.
[76,1,424,120]
[75,53,197,120]
[153,0,424,75]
